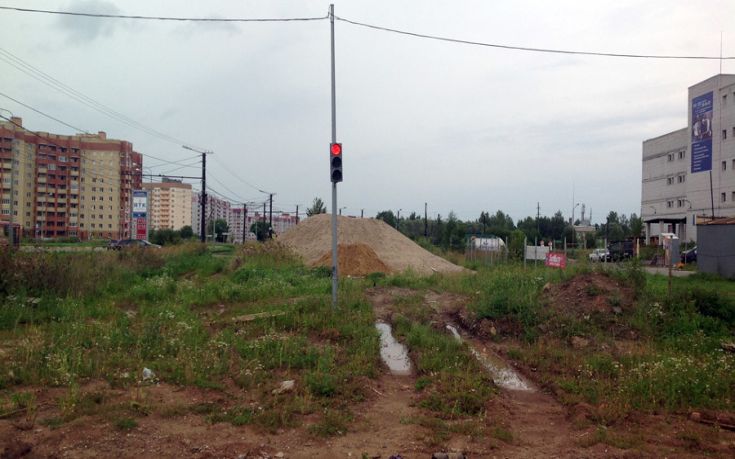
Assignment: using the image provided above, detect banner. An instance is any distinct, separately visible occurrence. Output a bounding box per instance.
[691,92,713,173]
[132,190,148,240]
[132,190,147,217]
[135,217,147,240]
[545,252,567,269]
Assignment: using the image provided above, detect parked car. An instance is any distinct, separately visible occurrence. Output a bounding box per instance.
[588,248,609,262]
[680,246,697,263]
[607,240,635,261]
[108,239,161,250]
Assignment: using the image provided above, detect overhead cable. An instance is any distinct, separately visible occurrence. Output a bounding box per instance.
[0,6,328,22]
[335,16,735,60]
[0,47,204,149]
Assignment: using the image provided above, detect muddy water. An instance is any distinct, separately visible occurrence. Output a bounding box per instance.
[375,322,412,376]
[446,324,532,391]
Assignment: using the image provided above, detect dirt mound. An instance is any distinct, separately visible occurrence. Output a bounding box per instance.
[543,272,634,316]
[314,243,390,276]
[280,214,465,275]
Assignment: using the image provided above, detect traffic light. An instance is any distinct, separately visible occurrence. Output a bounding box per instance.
[330,142,343,183]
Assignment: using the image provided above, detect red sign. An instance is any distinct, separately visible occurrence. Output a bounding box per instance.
[545,252,567,269]
[135,217,147,240]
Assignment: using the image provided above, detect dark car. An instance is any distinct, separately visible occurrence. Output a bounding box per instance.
[607,240,635,261]
[681,247,697,263]
[108,239,161,250]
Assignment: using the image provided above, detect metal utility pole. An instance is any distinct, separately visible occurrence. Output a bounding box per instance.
[295,205,299,224]
[243,203,248,243]
[182,145,211,243]
[536,202,540,239]
[268,193,273,238]
[424,202,428,237]
[361,209,364,218]
[329,3,338,308]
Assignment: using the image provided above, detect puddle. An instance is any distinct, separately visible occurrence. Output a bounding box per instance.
[446,324,533,391]
[375,322,412,376]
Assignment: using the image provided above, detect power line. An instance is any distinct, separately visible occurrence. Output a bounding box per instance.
[0,93,200,168]
[0,5,328,22]
[211,155,271,194]
[0,47,203,150]
[335,15,735,61]
[0,91,89,133]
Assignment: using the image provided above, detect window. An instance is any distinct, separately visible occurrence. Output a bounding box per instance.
[724,130,728,140]
[678,150,685,159]
[668,153,674,161]
[667,201,673,208]
[667,177,674,185]
[722,192,727,203]
[723,161,728,171]
[677,199,683,207]
[732,191,735,202]
[725,94,728,105]
[678,175,686,183]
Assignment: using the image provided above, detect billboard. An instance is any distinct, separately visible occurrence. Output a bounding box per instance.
[691,92,713,173]
[132,190,148,217]
[545,252,567,269]
[132,190,148,240]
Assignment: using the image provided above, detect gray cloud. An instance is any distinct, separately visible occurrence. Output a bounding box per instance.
[57,0,123,42]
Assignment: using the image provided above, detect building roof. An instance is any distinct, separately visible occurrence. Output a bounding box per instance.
[698,217,735,226]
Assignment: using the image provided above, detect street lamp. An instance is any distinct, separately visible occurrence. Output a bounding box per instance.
[396,209,402,229]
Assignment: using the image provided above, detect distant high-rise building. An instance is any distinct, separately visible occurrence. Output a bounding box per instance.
[642,74,735,243]
[0,117,142,239]
[143,179,193,231]
[192,192,231,239]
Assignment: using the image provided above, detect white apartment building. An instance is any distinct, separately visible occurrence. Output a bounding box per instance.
[191,192,232,239]
[142,179,192,231]
[642,74,735,243]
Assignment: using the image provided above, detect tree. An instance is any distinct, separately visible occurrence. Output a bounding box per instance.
[250,221,269,241]
[214,219,229,242]
[629,213,643,238]
[306,197,327,216]
[376,210,397,228]
[179,225,193,239]
[508,229,526,260]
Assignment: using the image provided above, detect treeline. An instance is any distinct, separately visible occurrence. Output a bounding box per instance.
[374,209,643,251]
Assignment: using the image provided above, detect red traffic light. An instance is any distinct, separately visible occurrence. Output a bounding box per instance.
[330,143,342,156]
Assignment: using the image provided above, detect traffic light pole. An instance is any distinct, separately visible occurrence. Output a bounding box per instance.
[330,3,338,308]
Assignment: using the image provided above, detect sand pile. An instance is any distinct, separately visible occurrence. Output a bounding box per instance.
[280,214,465,276]
[314,243,390,276]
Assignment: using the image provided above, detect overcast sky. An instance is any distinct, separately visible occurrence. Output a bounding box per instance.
[1,0,734,223]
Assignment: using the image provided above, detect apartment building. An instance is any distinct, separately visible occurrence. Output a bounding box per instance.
[191,192,232,239]
[0,117,142,239]
[142,179,193,231]
[642,74,735,243]
[227,209,298,243]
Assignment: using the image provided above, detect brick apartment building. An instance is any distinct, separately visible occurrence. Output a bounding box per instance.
[0,117,142,239]
[143,178,192,231]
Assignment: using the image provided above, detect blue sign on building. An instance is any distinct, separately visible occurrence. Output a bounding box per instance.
[691,91,713,173]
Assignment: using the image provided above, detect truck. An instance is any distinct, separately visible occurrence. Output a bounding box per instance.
[607,240,634,261]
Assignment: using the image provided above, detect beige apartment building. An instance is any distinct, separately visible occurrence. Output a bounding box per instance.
[0,117,142,239]
[642,74,735,243]
[143,179,192,231]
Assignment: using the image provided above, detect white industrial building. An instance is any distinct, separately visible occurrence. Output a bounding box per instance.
[642,74,735,244]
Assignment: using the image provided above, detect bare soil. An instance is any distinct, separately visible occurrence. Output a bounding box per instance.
[280,215,465,275]
[313,243,389,276]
